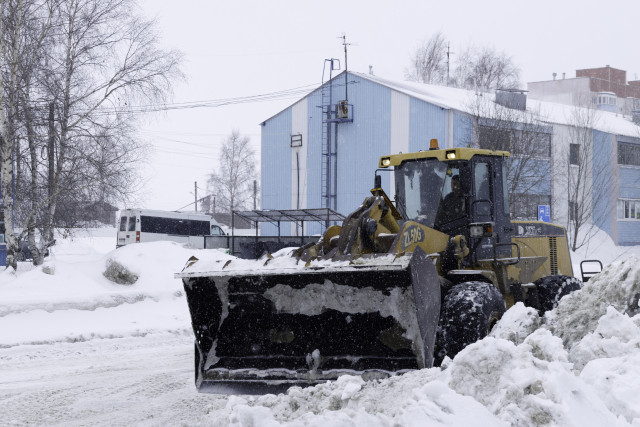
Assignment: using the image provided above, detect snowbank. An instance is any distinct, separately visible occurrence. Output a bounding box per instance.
[2,228,640,425]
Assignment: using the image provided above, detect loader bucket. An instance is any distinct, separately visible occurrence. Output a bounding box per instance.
[178,247,440,393]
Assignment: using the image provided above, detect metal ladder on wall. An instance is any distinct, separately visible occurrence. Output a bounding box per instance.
[320,60,337,212]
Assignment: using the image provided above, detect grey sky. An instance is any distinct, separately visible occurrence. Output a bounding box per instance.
[138,0,639,211]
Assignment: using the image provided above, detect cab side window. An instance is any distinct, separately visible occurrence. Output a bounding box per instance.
[474,162,492,218]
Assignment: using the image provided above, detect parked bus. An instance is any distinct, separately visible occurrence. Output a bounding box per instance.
[116,209,225,248]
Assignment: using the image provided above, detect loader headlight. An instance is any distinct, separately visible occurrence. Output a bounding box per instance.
[470,222,495,238]
[446,150,456,160]
[470,225,483,238]
[381,157,391,167]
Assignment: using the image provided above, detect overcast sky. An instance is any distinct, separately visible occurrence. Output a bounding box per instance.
[137,0,640,212]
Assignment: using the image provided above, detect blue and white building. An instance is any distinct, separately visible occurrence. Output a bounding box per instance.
[260,71,640,245]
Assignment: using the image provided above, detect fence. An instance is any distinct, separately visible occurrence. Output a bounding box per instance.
[204,235,319,259]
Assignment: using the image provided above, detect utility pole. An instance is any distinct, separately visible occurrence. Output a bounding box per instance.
[194,181,198,212]
[47,102,55,240]
[253,180,257,210]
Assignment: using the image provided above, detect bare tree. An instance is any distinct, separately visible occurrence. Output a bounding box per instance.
[560,102,611,251]
[207,130,258,214]
[406,34,521,91]
[0,0,28,268]
[405,32,448,85]
[0,0,182,268]
[39,0,181,243]
[453,45,521,91]
[465,95,552,220]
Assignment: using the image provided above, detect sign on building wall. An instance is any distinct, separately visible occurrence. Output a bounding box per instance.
[538,205,550,223]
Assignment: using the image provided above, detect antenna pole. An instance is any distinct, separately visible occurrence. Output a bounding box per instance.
[342,34,349,103]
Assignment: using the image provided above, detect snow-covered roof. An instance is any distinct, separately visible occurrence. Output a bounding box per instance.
[353,71,640,139]
[262,71,640,139]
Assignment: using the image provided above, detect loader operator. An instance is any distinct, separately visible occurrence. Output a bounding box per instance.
[437,174,465,225]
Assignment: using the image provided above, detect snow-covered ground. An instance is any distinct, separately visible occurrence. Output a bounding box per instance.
[1,227,640,426]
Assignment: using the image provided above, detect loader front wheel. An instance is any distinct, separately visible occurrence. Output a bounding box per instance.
[434,281,506,366]
[526,275,582,315]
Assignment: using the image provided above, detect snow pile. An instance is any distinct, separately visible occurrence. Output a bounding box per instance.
[0,232,230,347]
[215,370,500,426]
[447,332,619,427]
[211,323,628,426]
[547,255,640,350]
[205,256,640,426]
[489,302,540,345]
[2,228,640,425]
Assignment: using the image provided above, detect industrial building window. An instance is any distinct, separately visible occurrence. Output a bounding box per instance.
[290,134,302,147]
[618,199,640,220]
[596,95,616,105]
[618,142,640,166]
[569,144,580,165]
[478,126,550,158]
[512,194,551,220]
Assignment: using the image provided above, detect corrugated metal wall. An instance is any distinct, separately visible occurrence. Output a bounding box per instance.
[259,73,637,245]
[305,88,324,236]
[592,130,613,236]
[409,97,447,152]
[260,108,292,236]
[453,112,473,148]
[333,77,392,214]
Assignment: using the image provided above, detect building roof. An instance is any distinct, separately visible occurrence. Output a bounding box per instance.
[262,71,640,139]
[233,208,345,224]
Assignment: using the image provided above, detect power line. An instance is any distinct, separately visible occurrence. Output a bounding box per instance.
[88,80,357,116]
[92,83,319,115]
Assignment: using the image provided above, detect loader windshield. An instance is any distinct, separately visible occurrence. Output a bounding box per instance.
[395,159,447,228]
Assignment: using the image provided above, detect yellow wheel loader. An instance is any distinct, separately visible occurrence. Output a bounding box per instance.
[177,140,580,393]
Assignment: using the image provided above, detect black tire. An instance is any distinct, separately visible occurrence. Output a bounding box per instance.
[526,275,582,314]
[434,281,506,366]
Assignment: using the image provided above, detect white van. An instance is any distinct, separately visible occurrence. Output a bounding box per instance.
[116,209,225,248]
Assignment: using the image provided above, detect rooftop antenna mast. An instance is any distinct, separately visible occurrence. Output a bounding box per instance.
[341,34,351,102]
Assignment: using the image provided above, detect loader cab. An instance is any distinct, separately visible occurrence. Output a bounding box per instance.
[390,149,513,261]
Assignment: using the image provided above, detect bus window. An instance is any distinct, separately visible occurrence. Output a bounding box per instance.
[211,225,224,236]
[118,209,219,249]
[190,220,210,236]
[174,220,186,235]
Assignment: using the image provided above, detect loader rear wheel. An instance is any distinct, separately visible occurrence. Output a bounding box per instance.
[526,275,582,315]
[434,281,506,366]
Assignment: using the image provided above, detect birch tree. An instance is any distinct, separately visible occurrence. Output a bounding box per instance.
[207,130,258,214]
[0,0,182,268]
[0,0,27,268]
[39,0,181,244]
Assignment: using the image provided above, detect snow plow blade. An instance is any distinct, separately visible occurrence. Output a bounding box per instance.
[178,247,440,392]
